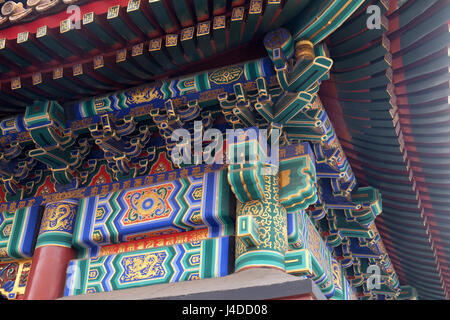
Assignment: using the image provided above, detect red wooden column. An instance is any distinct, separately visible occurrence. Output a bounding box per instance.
[23,199,79,300]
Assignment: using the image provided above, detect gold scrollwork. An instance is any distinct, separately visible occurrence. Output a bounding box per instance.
[39,203,76,234]
[209,66,244,85]
[237,175,288,256]
[126,86,162,105]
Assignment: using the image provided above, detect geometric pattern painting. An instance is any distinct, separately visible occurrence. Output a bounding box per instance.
[73,170,234,257]
[0,206,41,262]
[0,260,32,300]
[285,210,335,298]
[329,258,353,300]
[64,236,234,297]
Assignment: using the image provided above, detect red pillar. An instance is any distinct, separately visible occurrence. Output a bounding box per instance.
[23,200,79,300]
[23,246,76,300]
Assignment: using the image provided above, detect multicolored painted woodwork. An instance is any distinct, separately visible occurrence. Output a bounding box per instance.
[0,0,427,299]
[314,193,400,300]
[88,113,157,180]
[0,0,366,116]
[0,33,345,215]
[0,259,32,299]
[279,147,317,212]
[237,216,259,248]
[22,101,91,186]
[320,209,380,248]
[329,258,353,300]
[289,0,365,44]
[73,58,275,121]
[35,199,78,249]
[261,30,359,212]
[96,229,210,258]
[351,187,382,226]
[0,206,40,261]
[0,163,229,214]
[73,169,234,258]
[285,210,334,297]
[235,175,288,272]
[227,128,267,203]
[64,236,234,297]
[229,134,320,273]
[319,0,449,299]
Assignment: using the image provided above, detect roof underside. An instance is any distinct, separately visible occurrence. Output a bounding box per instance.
[0,0,313,117]
[320,0,450,299]
[0,0,449,300]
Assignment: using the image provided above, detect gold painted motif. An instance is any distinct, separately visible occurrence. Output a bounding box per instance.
[11,77,21,90]
[189,254,200,265]
[295,144,305,155]
[32,73,42,85]
[0,260,32,300]
[149,38,162,51]
[39,202,77,234]
[127,0,140,12]
[249,0,263,14]
[116,49,127,62]
[197,21,210,36]
[306,217,325,268]
[107,5,120,19]
[2,224,12,237]
[132,189,168,220]
[93,56,104,69]
[60,19,71,33]
[92,231,103,242]
[73,64,83,76]
[83,12,94,24]
[120,251,167,282]
[279,170,291,189]
[126,86,162,105]
[332,259,343,292]
[188,273,200,280]
[213,16,226,29]
[181,27,194,41]
[88,269,98,280]
[192,187,203,200]
[189,211,202,225]
[209,66,243,85]
[17,32,28,43]
[132,43,144,56]
[36,26,47,38]
[95,207,105,220]
[231,7,244,21]
[236,175,288,257]
[165,34,178,47]
[53,67,63,79]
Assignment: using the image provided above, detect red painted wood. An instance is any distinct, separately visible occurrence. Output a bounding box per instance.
[23,246,76,300]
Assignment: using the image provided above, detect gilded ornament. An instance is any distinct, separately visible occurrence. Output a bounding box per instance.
[120,252,167,282]
[209,67,243,85]
[126,86,162,105]
[39,203,76,234]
